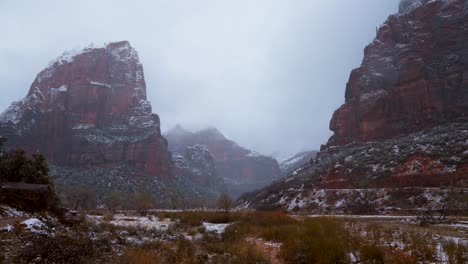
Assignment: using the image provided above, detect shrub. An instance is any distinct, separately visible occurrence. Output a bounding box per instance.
[14,234,113,263]
[442,239,468,264]
[360,244,385,264]
[120,246,162,264]
[407,231,436,262]
[226,241,270,264]
[102,213,115,222]
[279,219,349,264]
[222,211,297,243]
[120,239,196,264]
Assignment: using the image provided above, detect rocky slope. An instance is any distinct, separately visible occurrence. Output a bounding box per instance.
[165,125,281,196]
[171,145,223,189]
[0,42,220,206]
[239,122,468,213]
[279,150,318,175]
[239,0,468,213]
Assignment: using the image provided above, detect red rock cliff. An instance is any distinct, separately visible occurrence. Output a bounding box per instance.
[0,41,170,177]
[328,0,468,147]
[238,0,468,212]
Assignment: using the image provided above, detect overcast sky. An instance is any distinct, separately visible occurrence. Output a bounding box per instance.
[0,0,399,157]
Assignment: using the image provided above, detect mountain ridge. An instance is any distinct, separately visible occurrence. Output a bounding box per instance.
[238,0,468,213]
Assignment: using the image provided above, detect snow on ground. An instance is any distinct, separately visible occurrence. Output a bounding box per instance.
[22,218,44,229]
[88,214,173,230]
[202,222,231,234]
[264,241,282,248]
[0,206,29,218]
[437,223,468,229]
[1,224,13,232]
[21,218,47,233]
[305,215,418,219]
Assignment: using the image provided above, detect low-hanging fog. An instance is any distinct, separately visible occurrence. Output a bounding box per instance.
[0,0,398,157]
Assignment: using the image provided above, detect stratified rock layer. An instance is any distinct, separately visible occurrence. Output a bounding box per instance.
[328,0,467,147]
[0,41,169,177]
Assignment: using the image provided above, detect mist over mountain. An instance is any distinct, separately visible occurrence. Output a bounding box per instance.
[0,0,398,156]
[1,1,467,263]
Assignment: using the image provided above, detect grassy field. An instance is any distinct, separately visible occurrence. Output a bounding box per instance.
[1,209,467,263]
[133,211,468,263]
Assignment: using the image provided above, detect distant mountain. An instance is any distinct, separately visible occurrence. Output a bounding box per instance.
[239,0,468,214]
[171,144,223,189]
[165,125,282,197]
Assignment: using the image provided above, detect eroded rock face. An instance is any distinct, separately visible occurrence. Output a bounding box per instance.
[239,0,468,212]
[165,125,281,196]
[328,0,468,147]
[0,41,169,177]
[171,145,223,188]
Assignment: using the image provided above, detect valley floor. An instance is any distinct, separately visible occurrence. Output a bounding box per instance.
[1,206,467,263]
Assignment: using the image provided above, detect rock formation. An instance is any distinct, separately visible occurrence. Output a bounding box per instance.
[0,41,224,207]
[171,145,223,188]
[328,0,467,147]
[239,0,468,213]
[0,41,169,177]
[165,125,281,196]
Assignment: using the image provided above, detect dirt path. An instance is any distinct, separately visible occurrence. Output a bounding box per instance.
[247,237,283,264]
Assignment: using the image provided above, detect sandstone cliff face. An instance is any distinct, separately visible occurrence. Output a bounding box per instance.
[0,41,169,177]
[165,125,281,195]
[239,0,468,213]
[328,0,468,147]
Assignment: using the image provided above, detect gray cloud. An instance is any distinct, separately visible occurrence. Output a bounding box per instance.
[0,0,398,157]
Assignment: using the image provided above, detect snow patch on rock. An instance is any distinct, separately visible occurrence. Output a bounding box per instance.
[89,81,111,88]
[72,124,95,130]
[0,101,23,124]
[48,43,104,67]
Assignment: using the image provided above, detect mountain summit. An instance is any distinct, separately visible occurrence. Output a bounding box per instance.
[0,41,169,176]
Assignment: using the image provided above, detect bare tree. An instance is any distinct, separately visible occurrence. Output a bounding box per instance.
[217,192,234,215]
[131,192,154,216]
[104,192,123,213]
[66,186,96,211]
[417,195,452,225]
